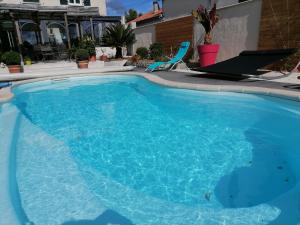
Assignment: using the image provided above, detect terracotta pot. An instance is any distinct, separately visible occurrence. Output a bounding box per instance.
[197,44,220,67]
[89,55,96,62]
[100,55,108,62]
[8,65,23,73]
[77,60,89,69]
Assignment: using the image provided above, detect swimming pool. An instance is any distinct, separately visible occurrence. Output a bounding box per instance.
[0,75,300,225]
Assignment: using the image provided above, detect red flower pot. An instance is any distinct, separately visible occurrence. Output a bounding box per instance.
[8,65,23,73]
[198,44,220,67]
[77,60,89,69]
[100,55,108,61]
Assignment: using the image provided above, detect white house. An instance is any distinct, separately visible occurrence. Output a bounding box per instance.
[0,0,120,53]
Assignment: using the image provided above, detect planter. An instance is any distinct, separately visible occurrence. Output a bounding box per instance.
[8,65,23,73]
[198,44,220,67]
[99,55,108,62]
[89,55,96,62]
[77,60,89,69]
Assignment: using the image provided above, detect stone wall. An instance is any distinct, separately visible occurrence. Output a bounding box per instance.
[132,24,156,55]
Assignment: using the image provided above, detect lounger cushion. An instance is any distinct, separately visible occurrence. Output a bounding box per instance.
[193,48,298,76]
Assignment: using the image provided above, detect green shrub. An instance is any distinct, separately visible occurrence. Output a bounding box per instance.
[87,47,96,57]
[2,51,21,65]
[149,43,163,60]
[136,47,149,59]
[79,36,96,56]
[102,24,136,58]
[75,49,89,61]
[155,56,169,62]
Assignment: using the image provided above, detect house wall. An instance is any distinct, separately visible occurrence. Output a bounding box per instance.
[162,0,240,20]
[132,24,156,54]
[194,0,262,62]
[1,0,20,3]
[0,0,107,16]
[91,0,107,16]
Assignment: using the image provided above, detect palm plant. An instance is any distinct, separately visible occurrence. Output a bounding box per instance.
[102,24,136,58]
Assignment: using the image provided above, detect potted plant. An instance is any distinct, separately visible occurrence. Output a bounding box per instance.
[136,47,149,59]
[102,24,136,59]
[192,3,219,67]
[88,47,97,62]
[79,36,96,62]
[75,49,89,69]
[2,51,23,73]
[24,56,32,65]
[99,48,108,61]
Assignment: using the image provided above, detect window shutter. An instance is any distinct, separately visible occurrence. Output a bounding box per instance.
[84,0,91,6]
[60,0,68,5]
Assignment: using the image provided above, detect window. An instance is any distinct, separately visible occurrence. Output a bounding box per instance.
[68,0,83,6]
[60,0,90,6]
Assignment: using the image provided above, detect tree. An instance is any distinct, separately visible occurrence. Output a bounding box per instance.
[125,9,138,23]
[102,24,136,58]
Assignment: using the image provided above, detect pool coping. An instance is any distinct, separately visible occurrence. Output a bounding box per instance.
[0,71,300,103]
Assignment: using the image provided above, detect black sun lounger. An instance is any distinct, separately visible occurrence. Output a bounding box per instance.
[192,48,298,77]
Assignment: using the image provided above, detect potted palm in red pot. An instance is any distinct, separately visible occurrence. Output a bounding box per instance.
[192,3,219,67]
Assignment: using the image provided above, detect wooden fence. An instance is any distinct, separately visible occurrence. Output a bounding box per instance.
[155,16,194,59]
[258,0,300,70]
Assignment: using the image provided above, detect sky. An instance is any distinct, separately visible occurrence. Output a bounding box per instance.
[106,0,162,16]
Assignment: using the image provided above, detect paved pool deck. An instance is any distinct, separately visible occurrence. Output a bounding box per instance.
[1,66,300,102]
[0,61,134,82]
[145,69,300,93]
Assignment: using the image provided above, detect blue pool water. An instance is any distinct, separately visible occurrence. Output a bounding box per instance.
[1,75,300,225]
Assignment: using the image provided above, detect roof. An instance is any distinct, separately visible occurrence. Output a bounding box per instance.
[128,9,163,24]
[0,3,99,16]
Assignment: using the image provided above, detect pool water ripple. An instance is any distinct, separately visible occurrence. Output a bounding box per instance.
[5,75,300,225]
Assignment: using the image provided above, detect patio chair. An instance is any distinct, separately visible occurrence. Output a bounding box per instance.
[192,48,298,78]
[41,45,55,61]
[145,41,190,72]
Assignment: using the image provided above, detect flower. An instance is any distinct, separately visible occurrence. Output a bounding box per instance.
[192,3,219,44]
[197,5,205,13]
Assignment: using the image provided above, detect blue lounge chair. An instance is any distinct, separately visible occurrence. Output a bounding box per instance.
[145,41,190,72]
